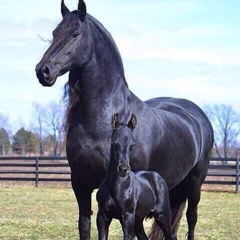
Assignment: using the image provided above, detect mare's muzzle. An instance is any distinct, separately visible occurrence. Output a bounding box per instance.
[118,164,131,177]
[35,63,58,87]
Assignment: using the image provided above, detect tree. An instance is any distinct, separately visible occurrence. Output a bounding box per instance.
[0,128,11,155]
[32,103,47,156]
[12,128,38,155]
[44,101,65,156]
[204,104,240,161]
[25,131,39,156]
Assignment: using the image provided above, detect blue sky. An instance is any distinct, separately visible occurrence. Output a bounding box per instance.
[0,0,240,130]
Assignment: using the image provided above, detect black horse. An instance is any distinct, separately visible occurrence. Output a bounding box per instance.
[35,1,214,239]
[97,113,175,240]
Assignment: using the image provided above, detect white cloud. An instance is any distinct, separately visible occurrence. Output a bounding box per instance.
[116,29,240,66]
[0,0,240,129]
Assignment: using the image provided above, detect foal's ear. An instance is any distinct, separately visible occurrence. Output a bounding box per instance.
[128,114,137,130]
[61,0,70,17]
[111,113,119,129]
[78,0,87,22]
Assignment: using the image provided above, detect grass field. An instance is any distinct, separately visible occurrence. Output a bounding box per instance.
[0,186,239,240]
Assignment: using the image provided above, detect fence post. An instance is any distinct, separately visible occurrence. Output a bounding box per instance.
[35,157,39,187]
[236,158,239,193]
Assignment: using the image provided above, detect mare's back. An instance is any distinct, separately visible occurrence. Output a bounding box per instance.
[145,97,213,142]
[146,97,209,123]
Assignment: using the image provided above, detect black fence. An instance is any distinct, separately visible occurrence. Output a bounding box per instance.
[0,156,239,193]
[204,157,239,193]
[0,156,70,187]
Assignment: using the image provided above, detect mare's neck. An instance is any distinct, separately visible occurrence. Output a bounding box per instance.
[67,15,131,128]
[83,15,128,98]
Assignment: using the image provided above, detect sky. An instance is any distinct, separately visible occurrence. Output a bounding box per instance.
[0,0,240,130]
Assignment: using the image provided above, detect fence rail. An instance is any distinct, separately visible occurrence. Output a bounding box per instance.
[204,157,239,193]
[0,156,239,193]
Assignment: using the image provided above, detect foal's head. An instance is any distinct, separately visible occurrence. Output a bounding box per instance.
[111,114,137,177]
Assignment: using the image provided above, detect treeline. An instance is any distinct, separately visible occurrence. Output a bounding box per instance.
[204,104,240,161]
[0,103,240,160]
[0,101,65,156]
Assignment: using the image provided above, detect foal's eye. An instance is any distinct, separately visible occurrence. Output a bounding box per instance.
[130,143,136,151]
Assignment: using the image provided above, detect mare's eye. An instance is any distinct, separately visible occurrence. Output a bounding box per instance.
[73,32,80,39]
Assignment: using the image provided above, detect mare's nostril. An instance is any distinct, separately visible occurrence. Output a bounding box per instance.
[42,66,50,75]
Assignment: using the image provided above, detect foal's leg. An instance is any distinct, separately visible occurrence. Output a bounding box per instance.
[121,212,136,240]
[154,182,176,240]
[134,219,148,240]
[154,212,176,240]
[71,175,92,240]
[96,210,112,240]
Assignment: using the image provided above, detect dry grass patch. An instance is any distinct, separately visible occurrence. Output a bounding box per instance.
[0,187,239,239]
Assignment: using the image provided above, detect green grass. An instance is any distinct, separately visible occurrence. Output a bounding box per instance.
[0,187,239,239]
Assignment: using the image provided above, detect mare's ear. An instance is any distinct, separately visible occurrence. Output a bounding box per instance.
[78,0,87,22]
[61,0,70,17]
[111,113,119,129]
[128,114,137,130]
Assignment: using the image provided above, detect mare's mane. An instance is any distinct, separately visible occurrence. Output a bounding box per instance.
[63,13,126,130]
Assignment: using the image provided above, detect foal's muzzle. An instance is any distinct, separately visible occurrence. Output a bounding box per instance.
[118,164,131,177]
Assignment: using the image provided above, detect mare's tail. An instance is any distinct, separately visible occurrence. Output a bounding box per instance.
[148,182,187,240]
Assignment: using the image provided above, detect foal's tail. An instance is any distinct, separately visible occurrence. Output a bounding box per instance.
[149,182,187,240]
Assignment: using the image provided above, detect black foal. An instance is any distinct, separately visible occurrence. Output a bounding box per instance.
[96,114,175,240]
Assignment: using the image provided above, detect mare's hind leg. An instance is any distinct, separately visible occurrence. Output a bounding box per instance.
[186,158,209,240]
[169,182,187,239]
[186,183,200,240]
[134,219,148,240]
[71,174,92,240]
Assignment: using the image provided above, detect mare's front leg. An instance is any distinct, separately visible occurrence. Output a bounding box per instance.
[96,210,112,240]
[71,174,92,240]
[121,212,136,240]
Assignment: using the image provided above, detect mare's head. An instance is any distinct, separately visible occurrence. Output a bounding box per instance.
[111,113,137,177]
[36,0,90,86]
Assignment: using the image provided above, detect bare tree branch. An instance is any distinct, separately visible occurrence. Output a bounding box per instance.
[204,104,240,160]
